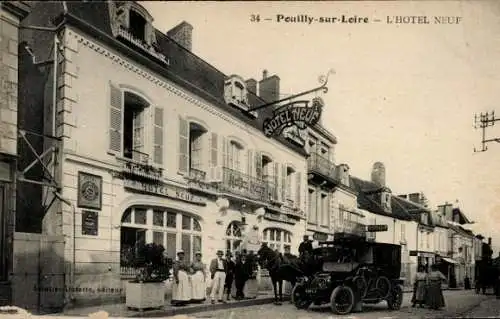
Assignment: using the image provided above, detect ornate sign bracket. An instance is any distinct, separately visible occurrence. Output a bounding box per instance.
[247,69,335,113]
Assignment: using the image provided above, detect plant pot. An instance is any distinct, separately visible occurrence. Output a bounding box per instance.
[126,281,165,310]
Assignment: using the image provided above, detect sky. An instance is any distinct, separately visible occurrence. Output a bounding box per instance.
[142,1,500,252]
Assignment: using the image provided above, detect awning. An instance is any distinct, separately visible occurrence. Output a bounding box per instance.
[441,257,459,264]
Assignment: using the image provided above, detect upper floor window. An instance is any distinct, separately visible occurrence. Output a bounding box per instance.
[108,84,165,165]
[401,223,406,241]
[308,188,316,224]
[320,193,329,227]
[285,166,295,201]
[129,9,147,40]
[228,141,244,171]
[224,75,254,116]
[261,155,273,181]
[189,123,208,172]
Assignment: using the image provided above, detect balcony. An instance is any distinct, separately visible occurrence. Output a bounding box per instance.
[118,150,163,181]
[307,152,338,187]
[219,167,277,203]
[188,168,207,181]
[117,26,169,64]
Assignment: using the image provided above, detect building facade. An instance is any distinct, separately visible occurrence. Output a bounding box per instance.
[0,1,29,305]
[20,1,311,305]
[305,125,363,242]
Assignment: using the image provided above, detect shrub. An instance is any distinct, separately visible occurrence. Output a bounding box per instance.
[132,243,173,283]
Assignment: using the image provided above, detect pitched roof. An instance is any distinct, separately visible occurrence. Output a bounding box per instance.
[32,1,308,156]
[349,177,414,221]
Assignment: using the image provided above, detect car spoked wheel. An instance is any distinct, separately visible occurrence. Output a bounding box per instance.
[387,284,403,310]
[291,285,311,309]
[353,276,368,298]
[375,276,391,299]
[330,285,355,315]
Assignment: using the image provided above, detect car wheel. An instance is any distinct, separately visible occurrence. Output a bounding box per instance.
[376,276,391,299]
[291,284,311,309]
[387,284,403,310]
[330,285,355,315]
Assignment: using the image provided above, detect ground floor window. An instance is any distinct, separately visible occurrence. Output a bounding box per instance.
[120,206,202,278]
[262,227,292,253]
[225,221,242,253]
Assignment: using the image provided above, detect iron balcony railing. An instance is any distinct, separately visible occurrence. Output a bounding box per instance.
[188,168,207,181]
[117,26,168,63]
[308,152,337,182]
[220,167,277,203]
[120,150,163,180]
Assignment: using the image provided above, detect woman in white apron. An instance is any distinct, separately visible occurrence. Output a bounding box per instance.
[190,251,206,303]
[171,250,191,306]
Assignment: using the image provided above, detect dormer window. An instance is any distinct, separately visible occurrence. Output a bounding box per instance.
[129,9,146,41]
[381,189,391,213]
[224,75,256,117]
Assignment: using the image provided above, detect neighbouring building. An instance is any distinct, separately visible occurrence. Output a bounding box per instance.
[350,163,419,287]
[431,208,452,287]
[437,202,475,288]
[305,123,364,242]
[0,1,30,306]
[19,1,311,308]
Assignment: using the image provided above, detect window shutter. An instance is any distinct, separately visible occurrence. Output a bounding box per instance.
[274,163,280,202]
[247,149,254,177]
[295,172,301,209]
[221,137,228,167]
[109,83,123,153]
[281,164,286,202]
[178,116,189,174]
[210,132,218,167]
[255,152,262,179]
[153,107,164,164]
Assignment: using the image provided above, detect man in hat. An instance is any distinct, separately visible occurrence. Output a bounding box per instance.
[298,235,313,257]
[209,250,227,304]
[224,251,235,301]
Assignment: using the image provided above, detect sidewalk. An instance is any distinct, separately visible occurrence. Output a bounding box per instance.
[55,291,284,318]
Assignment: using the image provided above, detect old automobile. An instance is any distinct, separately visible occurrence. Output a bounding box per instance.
[291,233,404,315]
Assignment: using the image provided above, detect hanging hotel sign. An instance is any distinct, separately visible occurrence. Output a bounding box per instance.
[263,97,324,138]
[123,179,206,206]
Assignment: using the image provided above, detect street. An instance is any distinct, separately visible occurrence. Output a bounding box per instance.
[188,290,488,319]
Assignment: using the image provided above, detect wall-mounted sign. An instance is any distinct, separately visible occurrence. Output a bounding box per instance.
[263,97,323,138]
[77,172,103,210]
[81,210,99,236]
[313,232,328,241]
[124,179,206,205]
[366,224,388,232]
[410,250,418,257]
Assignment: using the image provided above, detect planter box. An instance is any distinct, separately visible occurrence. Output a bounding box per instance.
[126,281,165,310]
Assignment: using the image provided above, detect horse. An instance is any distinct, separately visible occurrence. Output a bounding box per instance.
[256,245,302,305]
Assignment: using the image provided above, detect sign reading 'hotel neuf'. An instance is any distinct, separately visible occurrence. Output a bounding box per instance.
[263,97,324,138]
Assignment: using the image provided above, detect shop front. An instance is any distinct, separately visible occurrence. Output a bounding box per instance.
[435,254,459,288]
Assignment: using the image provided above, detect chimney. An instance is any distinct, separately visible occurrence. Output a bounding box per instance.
[408,193,421,204]
[167,21,193,51]
[259,69,280,103]
[488,237,492,246]
[371,162,386,187]
[245,78,258,107]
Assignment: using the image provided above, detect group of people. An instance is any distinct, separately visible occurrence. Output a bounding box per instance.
[170,249,258,306]
[411,264,447,310]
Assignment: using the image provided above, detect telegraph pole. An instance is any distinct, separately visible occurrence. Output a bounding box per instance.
[473,111,500,152]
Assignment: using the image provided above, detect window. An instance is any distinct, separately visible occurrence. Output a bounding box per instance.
[120,207,202,277]
[262,228,292,253]
[401,223,406,242]
[261,155,273,182]
[123,92,149,162]
[308,188,316,224]
[225,222,242,253]
[286,166,295,202]
[129,9,147,41]
[228,141,243,171]
[224,75,249,109]
[308,135,317,154]
[189,123,207,172]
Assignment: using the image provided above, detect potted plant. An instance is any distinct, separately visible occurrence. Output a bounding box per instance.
[125,242,173,310]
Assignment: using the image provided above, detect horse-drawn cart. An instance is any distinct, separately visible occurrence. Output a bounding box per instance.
[290,237,404,315]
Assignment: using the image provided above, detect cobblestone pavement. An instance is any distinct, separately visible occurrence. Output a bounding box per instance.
[462,296,500,318]
[190,290,487,319]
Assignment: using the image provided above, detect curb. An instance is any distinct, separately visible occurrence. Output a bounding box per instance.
[125,296,291,318]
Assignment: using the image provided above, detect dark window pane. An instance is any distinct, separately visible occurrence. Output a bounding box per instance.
[166,212,176,228]
[193,235,202,254]
[134,208,147,224]
[182,234,191,263]
[166,233,176,260]
[153,231,164,245]
[122,208,132,223]
[182,215,191,230]
[193,219,201,232]
[153,210,164,226]
[276,231,281,241]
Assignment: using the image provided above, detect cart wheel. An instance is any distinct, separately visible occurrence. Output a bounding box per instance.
[291,284,311,309]
[330,285,355,315]
[387,284,403,310]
